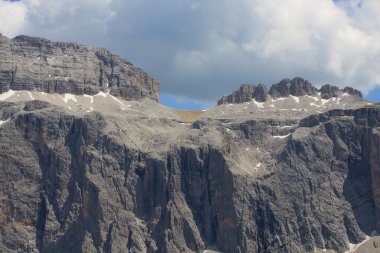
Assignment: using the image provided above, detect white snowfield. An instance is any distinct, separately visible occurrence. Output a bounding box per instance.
[0,118,10,127]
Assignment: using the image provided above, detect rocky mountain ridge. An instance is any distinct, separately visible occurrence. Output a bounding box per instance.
[0,35,379,253]
[217,77,362,105]
[0,34,159,101]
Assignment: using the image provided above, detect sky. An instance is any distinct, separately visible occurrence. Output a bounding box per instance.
[0,0,379,109]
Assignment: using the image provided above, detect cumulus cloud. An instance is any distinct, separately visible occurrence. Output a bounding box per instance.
[0,0,379,103]
[0,0,26,37]
[21,0,115,43]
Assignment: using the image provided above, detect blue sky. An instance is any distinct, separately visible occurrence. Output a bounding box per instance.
[365,86,380,102]
[0,0,379,109]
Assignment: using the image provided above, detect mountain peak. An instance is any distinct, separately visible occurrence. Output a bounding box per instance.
[0,34,160,101]
[217,77,363,105]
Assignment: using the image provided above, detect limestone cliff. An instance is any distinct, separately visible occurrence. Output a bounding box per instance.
[218,77,362,105]
[0,34,159,101]
[0,35,379,253]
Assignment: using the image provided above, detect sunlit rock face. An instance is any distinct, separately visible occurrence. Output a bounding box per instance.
[0,35,379,253]
[0,34,160,101]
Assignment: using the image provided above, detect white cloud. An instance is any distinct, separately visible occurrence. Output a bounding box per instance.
[19,0,115,42]
[0,1,27,37]
[171,0,380,95]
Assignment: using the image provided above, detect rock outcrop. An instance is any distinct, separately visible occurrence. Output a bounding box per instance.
[319,84,363,99]
[343,87,362,98]
[217,84,268,105]
[269,77,318,97]
[0,35,378,253]
[0,34,159,101]
[319,84,340,99]
[218,77,363,105]
[0,99,379,253]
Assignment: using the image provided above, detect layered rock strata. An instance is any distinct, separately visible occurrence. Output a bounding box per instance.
[0,98,379,253]
[217,84,268,105]
[0,34,159,101]
[218,77,363,105]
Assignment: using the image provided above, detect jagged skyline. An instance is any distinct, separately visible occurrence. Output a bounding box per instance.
[0,0,379,109]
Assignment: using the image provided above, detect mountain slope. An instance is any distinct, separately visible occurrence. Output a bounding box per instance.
[0,35,380,253]
[0,34,159,101]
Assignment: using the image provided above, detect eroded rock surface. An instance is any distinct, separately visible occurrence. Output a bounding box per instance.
[0,34,159,101]
[0,35,379,253]
[217,84,268,104]
[218,77,363,105]
[0,95,379,253]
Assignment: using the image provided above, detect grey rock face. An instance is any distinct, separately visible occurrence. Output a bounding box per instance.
[252,84,268,102]
[343,87,362,98]
[319,84,340,99]
[0,97,379,253]
[0,34,159,101]
[269,77,318,97]
[219,77,364,106]
[217,83,268,105]
[0,35,377,253]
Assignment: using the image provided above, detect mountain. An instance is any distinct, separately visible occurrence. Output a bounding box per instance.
[0,34,159,101]
[217,77,362,105]
[0,35,380,253]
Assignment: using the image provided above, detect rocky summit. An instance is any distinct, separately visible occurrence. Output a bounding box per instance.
[217,77,362,105]
[0,35,380,253]
[0,34,159,101]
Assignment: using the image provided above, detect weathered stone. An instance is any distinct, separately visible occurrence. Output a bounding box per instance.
[0,35,378,253]
[269,77,318,97]
[252,84,268,102]
[319,84,340,99]
[217,83,268,105]
[343,86,362,98]
[0,34,160,101]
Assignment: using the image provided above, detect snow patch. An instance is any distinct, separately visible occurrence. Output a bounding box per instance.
[0,118,11,127]
[273,97,287,101]
[96,91,108,98]
[305,95,319,102]
[269,104,275,108]
[253,100,264,108]
[61,94,78,103]
[86,107,94,113]
[290,95,300,103]
[310,102,321,107]
[110,95,124,106]
[320,98,331,106]
[0,90,16,101]
[83,94,94,104]
[346,234,372,253]
[342,93,350,97]
[256,163,262,169]
[273,133,291,139]
[26,91,34,100]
